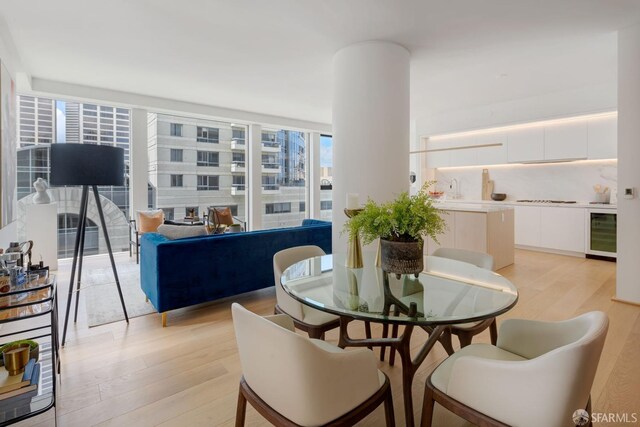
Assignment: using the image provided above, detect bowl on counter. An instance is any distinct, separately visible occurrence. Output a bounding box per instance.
[491,193,507,201]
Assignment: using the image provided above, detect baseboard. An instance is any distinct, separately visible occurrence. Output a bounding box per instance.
[611,296,640,308]
[515,245,585,258]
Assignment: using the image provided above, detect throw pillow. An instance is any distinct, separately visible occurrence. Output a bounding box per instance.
[157,224,209,240]
[138,209,165,233]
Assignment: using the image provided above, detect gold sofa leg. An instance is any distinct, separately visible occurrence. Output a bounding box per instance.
[162,312,167,327]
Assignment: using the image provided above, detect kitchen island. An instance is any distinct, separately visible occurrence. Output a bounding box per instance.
[428,202,515,270]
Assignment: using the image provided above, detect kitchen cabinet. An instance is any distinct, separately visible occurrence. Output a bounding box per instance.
[588,115,617,159]
[507,127,544,163]
[476,143,508,165]
[450,147,477,166]
[427,208,514,270]
[544,120,588,161]
[539,207,585,253]
[426,150,450,168]
[514,206,541,247]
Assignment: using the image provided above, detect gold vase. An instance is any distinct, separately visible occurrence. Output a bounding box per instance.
[344,208,363,268]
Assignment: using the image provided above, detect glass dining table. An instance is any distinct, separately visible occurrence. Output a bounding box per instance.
[281,252,518,427]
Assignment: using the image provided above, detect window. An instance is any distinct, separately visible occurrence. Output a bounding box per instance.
[197,175,219,191]
[232,152,245,165]
[170,174,183,187]
[197,151,219,167]
[262,175,278,190]
[320,200,333,210]
[197,126,219,143]
[163,208,174,221]
[170,123,183,137]
[319,134,333,221]
[261,129,308,229]
[265,202,291,214]
[170,149,183,162]
[232,127,245,144]
[232,175,245,190]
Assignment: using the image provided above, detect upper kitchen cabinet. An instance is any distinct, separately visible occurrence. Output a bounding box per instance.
[426,149,451,168]
[544,120,588,161]
[476,132,508,165]
[587,115,617,159]
[507,127,544,163]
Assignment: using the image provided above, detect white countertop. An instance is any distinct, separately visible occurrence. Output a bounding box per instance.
[434,199,617,210]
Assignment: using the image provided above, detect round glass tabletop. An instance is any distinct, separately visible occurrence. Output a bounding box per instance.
[281,252,518,326]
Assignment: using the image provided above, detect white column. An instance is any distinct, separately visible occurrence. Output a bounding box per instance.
[332,41,410,253]
[310,132,322,219]
[247,124,263,230]
[617,25,640,304]
[130,108,148,216]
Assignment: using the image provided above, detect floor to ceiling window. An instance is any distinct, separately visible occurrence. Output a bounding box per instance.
[16,95,131,258]
[319,134,333,221]
[261,129,308,229]
[147,113,248,226]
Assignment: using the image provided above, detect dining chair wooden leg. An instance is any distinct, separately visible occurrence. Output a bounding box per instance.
[457,332,473,348]
[420,381,435,427]
[235,386,247,427]
[365,321,373,350]
[489,318,498,345]
[308,328,325,340]
[384,385,396,427]
[380,323,389,361]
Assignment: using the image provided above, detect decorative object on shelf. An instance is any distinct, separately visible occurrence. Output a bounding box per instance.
[32,178,51,204]
[345,182,446,278]
[593,184,610,204]
[2,344,30,376]
[50,143,129,347]
[0,341,39,367]
[491,192,507,201]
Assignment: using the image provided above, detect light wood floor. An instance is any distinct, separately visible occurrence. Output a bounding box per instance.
[13,249,640,427]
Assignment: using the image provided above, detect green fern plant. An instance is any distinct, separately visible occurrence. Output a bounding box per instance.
[345,182,446,245]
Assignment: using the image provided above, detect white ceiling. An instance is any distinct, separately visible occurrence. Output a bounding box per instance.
[1,0,639,124]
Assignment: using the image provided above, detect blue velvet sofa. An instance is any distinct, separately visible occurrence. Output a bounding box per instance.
[140,219,331,325]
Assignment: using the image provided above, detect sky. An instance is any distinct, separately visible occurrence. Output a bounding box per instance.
[320,135,332,167]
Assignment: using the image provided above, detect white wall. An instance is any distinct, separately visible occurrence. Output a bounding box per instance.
[617,25,640,304]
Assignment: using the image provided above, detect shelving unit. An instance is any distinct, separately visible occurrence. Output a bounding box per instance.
[0,276,59,426]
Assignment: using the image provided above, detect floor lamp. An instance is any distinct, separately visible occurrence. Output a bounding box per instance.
[50,144,129,346]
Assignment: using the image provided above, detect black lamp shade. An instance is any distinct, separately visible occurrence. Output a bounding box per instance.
[50,144,125,186]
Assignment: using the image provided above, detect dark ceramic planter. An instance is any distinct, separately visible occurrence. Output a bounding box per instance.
[380,238,423,277]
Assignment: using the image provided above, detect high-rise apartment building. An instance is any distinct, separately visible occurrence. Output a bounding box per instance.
[17,96,55,146]
[148,113,332,229]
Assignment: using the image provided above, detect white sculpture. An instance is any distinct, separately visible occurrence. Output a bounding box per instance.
[33,178,51,204]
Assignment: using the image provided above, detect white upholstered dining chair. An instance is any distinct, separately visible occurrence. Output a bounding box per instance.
[273,245,340,339]
[421,311,609,427]
[232,303,395,426]
[432,247,498,348]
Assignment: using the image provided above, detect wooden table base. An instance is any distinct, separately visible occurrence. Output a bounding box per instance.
[337,306,449,427]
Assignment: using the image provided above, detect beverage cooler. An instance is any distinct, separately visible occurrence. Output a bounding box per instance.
[586,209,617,259]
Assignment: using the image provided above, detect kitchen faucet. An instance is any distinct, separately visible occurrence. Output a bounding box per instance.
[450,178,459,199]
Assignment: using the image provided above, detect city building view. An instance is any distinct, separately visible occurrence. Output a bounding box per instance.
[16,95,131,257]
[15,98,334,259]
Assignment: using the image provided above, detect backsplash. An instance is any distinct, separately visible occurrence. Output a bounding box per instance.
[432,160,617,203]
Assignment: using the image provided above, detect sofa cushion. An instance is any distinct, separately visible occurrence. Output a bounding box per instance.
[157,224,209,240]
[138,209,164,233]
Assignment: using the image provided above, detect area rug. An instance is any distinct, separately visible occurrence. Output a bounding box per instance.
[84,263,156,327]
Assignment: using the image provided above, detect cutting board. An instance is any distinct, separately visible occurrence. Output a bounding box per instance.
[481,169,490,200]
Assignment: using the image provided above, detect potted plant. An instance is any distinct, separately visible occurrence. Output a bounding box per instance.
[0,339,39,366]
[345,182,446,276]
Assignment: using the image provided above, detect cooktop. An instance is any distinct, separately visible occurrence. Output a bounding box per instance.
[516,200,577,204]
